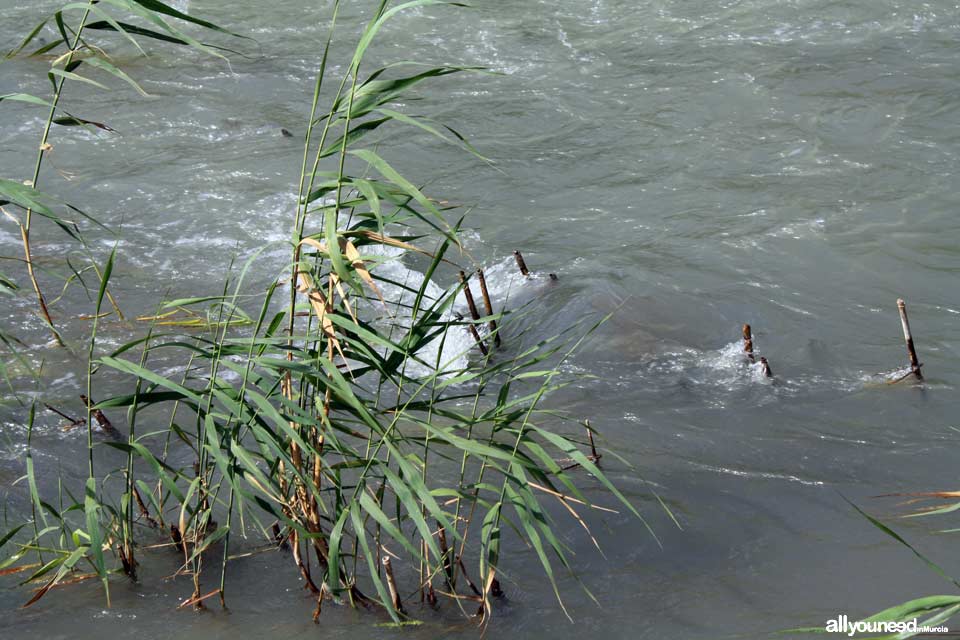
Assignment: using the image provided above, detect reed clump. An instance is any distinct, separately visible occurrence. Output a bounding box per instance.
[0,0,661,626]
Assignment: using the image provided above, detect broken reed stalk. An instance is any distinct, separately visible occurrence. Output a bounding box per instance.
[44,403,83,427]
[742,324,755,363]
[475,268,501,348]
[456,312,488,356]
[437,523,453,583]
[458,271,482,321]
[312,591,323,623]
[585,419,600,462]
[897,298,923,380]
[80,394,120,438]
[20,225,62,346]
[170,524,187,556]
[117,543,137,579]
[132,485,159,528]
[271,522,289,549]
[743,324,772,377]
[382,556,404,615]
[456,556,482,596]
[759,357,773,378]
[1,0,669,622]
[513,250,530,277]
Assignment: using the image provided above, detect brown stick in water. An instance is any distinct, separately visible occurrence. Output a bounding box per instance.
[312,590,323,623]
[490,577,504,598]
[513,250,530,277]
[897,298,923,380]
[585,419,600,463]
[742,324,755,363]
[43,402,86,427]
[132,485,159,528]
[458,271,481,321]
[760,357,773,378]
[456,313,488,356]
[80,394,120,438]
[271,522,289,549]
[475,268,501,348]
[437,523,454,583]
[456,555,483,597]
[290,530,321,594]
[117,543,137,580]
[382,556,404,615]
[169,524,187,555]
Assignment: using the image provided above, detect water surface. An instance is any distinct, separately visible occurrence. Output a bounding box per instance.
[2,0,960,637]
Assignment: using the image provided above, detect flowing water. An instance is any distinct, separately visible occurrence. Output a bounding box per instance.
[2,0,960,637]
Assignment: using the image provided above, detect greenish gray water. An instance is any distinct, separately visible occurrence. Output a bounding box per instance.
[2,0,960,637]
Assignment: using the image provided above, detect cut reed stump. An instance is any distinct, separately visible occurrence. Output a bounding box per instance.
[476,268,501,348]
[382,556,404,615]
[513,250,530,277]
[897,298,923,380]
[759,357,773,378]
[437,523,454,583]
[133,485,159,528]
[585,419,600,463]
[271,522,289,549]
[117,543,137,580]
[80,394,121,439]
[458,271,482,322]
[457,272,489,355]
[742,325,773,378]
[456,556,483,597]
[559,420,602,471]
[742,324,755,363]
[169,524,187,556]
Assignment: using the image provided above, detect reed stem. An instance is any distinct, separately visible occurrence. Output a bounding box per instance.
[513,250,530,277]
[383,556,404,615]
[476,268,501,348]
[742,324,755,363]
[897,298,923,380]
[21,0,98,345]
[459,271,482,321]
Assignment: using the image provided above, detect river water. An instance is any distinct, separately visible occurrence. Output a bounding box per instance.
[2,0,960,638]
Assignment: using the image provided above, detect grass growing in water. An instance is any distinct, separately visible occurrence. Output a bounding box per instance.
[0,0,668,625]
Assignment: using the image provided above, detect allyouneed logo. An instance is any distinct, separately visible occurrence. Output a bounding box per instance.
[825,614,949,636]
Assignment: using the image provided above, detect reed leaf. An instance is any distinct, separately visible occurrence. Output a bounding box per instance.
[0,0,661,625]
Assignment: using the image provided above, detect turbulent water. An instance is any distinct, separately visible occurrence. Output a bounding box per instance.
[2,0,960,638]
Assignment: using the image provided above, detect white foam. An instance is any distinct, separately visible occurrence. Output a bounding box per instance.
[361,244,473,378]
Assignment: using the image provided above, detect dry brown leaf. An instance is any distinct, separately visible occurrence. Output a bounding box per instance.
[342,239,385,305]
[0,563,40,577]
[298,237,386,306]
[296,272,349,367]
[177,588,221,609]
[876,491,960,499]
[329,272,358,325]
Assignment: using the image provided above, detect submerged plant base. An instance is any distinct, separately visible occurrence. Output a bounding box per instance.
[0,0,665,628]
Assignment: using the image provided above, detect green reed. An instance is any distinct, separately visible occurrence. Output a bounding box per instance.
[0,0,668,626]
